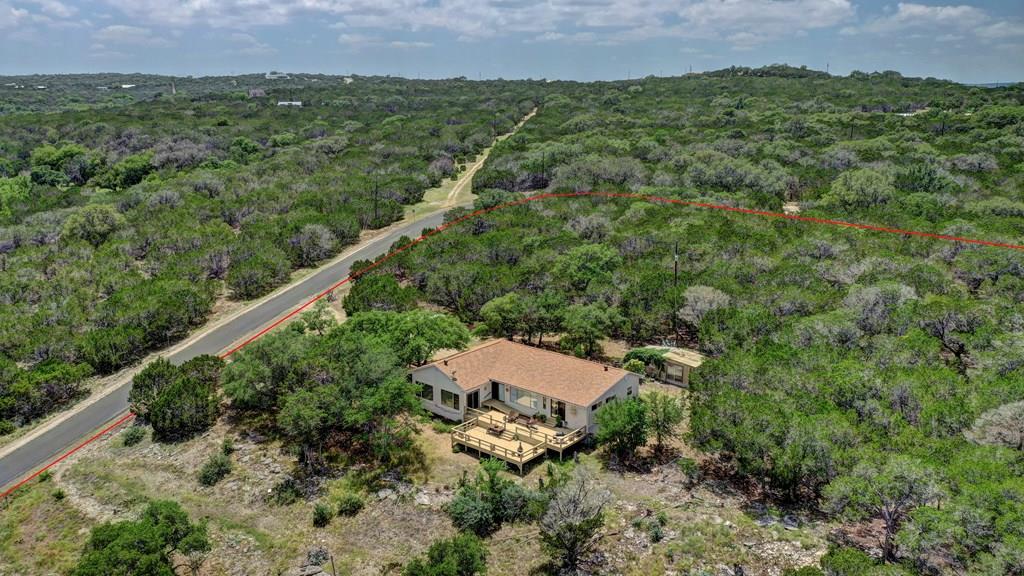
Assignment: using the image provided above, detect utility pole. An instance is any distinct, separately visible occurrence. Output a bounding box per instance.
[672,240,680,347]
[373,172,379,225]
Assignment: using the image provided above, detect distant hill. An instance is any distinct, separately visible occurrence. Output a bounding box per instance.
[0,72,350,115]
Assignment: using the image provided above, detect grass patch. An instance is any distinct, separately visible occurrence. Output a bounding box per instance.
[0,480,92,574]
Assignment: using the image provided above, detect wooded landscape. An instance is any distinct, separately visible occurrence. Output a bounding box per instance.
[354,70,1024,574]
[0,76,536,431]
[1,68,1022,575]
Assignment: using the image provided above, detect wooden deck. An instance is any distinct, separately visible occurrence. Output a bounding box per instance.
[451,409,587,473]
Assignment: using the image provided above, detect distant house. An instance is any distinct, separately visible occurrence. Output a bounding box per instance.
[412,339,640,472]
[248,88,266,98]
[276,101,302,107]
[265,71,290,79]
[120,84,136,89]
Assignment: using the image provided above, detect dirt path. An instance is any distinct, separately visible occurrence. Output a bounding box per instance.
[445,107,537,206]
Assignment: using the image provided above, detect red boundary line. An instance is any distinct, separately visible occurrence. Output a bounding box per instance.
[0,412,135,500]
[3,190,1022,500]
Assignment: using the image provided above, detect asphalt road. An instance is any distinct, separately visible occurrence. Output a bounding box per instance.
[0,209,451,490]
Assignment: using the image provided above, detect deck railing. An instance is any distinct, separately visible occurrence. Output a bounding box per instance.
[460,408,586,451]
[452,425,547,464]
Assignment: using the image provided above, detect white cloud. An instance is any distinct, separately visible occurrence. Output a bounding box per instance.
[230,32,277,55]
[337,32,382,47]
[82,0,1024,54]
[0,3,29,29]
[93,24,174,47]
[860,3,988,34]
[26,0,75,18]
[389,40,432,49]
[976,21,1024,40]
[93,0,855,49]
[848,2,1024,43]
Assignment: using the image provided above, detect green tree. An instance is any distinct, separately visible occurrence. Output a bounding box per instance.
[344,309,470,366]
[129,358,179,421]
[77,326,145,374]
[226,245,291,300]
[62,204,125,247]
[0,175,30,219]
[595,398,648,459]
[561,302,623,358]
[825,455,945,562]
[221,330,308,412]
[644,391,684,453]
[148,376,219,442]
[277,388,328,466]
[342,274,418,316]
[479,293,527,340]
[71,500,208,576]
[552,243,620,294]
[822,168,895,210]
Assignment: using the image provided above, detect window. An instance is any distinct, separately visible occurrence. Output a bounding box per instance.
[627,386,633,396]
[591,404,599,412]
[605,397,616,405]
[441,389,460,410]
[418,383,434,401]
[511,388,542,411]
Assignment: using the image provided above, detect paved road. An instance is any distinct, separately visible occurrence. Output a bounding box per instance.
[0,209,451,489]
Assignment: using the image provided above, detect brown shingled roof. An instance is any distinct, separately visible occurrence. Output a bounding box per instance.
[417,339,632,407]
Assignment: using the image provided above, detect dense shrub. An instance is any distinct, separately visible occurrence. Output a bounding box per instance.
[402,533,488,576]
[198,453,232,486]
[335,491,365,517]
[121,425,147,447]
[312,502,333,527]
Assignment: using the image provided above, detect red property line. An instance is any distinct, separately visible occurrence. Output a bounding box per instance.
[0,412,136,501]
[3,190,1021,500]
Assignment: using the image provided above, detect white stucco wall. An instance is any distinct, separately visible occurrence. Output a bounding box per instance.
[411,365,468,422]
[581,372,641,432]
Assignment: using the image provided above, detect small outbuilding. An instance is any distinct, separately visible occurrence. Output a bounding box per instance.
[634,346,705,387]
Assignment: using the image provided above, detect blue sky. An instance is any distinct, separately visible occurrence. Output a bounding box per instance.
[1,1,1022,83]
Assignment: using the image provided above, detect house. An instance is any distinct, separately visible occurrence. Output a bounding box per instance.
[411,339,640,472]
[276,101,302,107]
[248,88,267,98]
[411,339,639,433]
[639,346,704,387]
